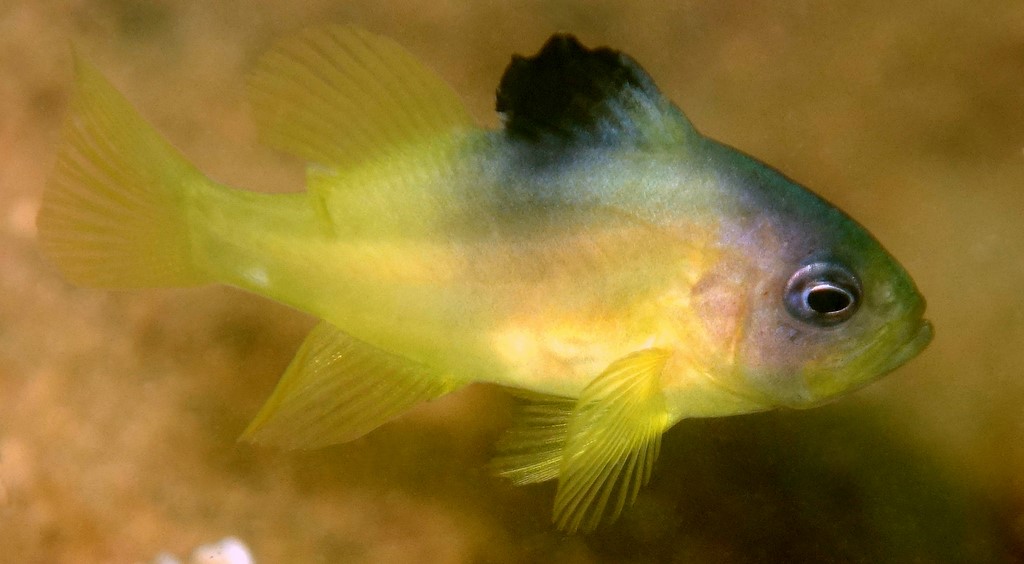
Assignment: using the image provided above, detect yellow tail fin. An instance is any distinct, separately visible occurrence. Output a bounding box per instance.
[37,55,211,288]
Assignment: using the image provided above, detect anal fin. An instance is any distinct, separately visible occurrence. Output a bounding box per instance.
[242,322,457,450]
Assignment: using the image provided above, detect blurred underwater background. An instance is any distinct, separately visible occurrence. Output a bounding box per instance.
[1,0,1023,561]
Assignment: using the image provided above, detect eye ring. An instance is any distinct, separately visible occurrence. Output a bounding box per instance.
[784,261,861,326]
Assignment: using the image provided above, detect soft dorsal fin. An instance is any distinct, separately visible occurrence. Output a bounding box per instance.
[248,26,474,168]
[496,34,694,147]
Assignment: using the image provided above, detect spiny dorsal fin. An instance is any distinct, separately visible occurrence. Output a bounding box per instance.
[496,35,693,147]
[248,26,474,168]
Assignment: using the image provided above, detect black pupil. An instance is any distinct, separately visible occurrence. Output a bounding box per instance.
[783,261,861,326]
[806,285,852,314]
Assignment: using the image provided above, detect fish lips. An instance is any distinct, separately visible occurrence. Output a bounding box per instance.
[781,302,933,410]
[879,317,933,376]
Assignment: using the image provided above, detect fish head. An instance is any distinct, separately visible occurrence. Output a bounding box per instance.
[712,156,933,409]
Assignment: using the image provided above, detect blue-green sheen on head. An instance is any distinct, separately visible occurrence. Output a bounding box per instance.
[701,141,932,407]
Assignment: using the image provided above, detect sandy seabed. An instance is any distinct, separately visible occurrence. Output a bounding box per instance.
[2,1,1024,562]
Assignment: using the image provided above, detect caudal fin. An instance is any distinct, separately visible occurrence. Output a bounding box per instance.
[37,55,210,288]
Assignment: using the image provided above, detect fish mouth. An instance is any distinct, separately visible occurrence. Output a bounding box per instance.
[879,288,933,372]
[879,317,933,375]
[785,309,933,410]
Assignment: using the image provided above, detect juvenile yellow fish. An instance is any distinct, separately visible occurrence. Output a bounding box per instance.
[37,26,932,532]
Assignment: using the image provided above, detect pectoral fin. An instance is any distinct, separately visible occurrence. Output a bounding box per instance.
[555,349,671,532]
[242,322,456,449]
[491,349,672,532]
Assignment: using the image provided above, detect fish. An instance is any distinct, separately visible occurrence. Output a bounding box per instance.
[36,26,933,533]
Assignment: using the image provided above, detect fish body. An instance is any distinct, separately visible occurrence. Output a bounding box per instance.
[37,27,932,532]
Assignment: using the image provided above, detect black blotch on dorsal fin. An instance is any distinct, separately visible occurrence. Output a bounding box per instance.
[496,34,691,147]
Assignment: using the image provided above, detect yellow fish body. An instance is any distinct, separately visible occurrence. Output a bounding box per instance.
[37,27,932,532]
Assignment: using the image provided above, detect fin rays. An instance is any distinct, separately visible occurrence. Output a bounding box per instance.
[492,392,575,485]
[242,322,459,450]
[37,56,209,288]
[247,25,473,169]
[493,349,671,532]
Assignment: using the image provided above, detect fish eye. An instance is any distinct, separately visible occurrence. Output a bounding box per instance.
[784,261,861,326]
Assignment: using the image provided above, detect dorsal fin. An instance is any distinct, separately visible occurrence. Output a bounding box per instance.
[247,26,474,168]
[496,34,694,147]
